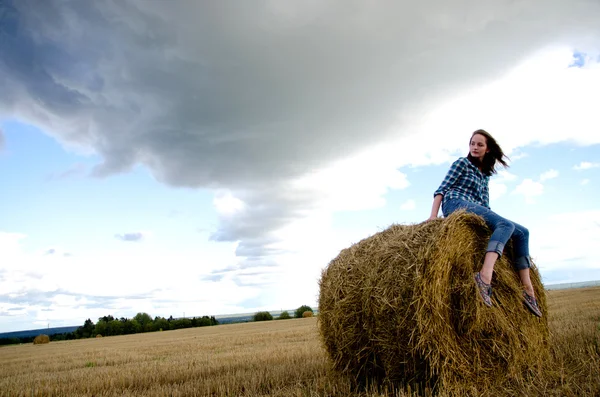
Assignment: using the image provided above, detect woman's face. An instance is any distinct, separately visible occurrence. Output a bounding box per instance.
[470,133,488,161]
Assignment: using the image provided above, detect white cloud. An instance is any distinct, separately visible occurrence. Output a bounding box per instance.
[581,179,590,185]
[488,170,518,201]
[496,170,518,183]
[573,161,600,170]
[513,178,544,204]
[0,232,28,270]
[213,191,246,216]
[489,181,508,201]
[398,47,600,167]
[531,210,600,275]
[400,199,416,211]
[539,169,559,181]
[293,146,410,212]
[510,152,529,161]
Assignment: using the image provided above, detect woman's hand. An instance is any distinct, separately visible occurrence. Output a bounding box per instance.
[428,195,443,222]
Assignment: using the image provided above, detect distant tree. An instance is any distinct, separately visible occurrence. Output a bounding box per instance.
[277,311,291,320]
[196,315,218,326]
[253,311,273,321]
[171,318,192,330]
[99,315,115,323]
[0,337,21,346]
[134,312,153,332]
[153,316,171,332]
[76,318,95,338]
[94,318,121,337]
[95,320,108,337]
[121,319,140,335]
[109,319,123,335]
[295,305,313,318]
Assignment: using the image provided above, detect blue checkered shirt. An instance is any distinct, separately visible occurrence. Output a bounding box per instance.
[434,157,490,209]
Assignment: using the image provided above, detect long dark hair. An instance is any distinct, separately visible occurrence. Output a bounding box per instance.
[467,129,509,176]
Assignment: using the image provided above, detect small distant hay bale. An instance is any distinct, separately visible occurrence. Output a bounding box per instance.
[95,334,103,338]
[33,334,50,345]
[302,311,314,318]
[318,211,549,394]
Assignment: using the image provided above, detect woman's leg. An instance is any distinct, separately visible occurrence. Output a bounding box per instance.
[480,252,499,285]
[444,199,541,315]
[511,222,542,316]
[510,222,536,297]
[519,269,535,297]
[443,199,516,284]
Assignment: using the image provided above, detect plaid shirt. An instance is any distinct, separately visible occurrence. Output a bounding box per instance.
[434,157,490,209]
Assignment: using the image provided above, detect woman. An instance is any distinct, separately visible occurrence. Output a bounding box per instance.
[428,129,542,317]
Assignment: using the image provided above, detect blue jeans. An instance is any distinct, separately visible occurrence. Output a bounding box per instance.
[442,198,531,270]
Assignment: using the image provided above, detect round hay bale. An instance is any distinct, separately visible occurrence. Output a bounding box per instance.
[302,311,314,318]
[33,334,50,345]
[95,334,103,338]
[318,211,549,393]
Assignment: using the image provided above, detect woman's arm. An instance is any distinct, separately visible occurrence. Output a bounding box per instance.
[428,158,465,221]
[482,177,490,209]
[433,158,465,198]
[428,194,443,221]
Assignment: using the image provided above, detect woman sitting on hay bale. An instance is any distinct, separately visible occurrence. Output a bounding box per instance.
[429,129,542,317]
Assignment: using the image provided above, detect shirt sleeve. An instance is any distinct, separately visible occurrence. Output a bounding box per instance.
[433,158,466,198]
[482,178,490,209]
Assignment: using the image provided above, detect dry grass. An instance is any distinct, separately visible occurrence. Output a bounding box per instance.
[541,287,600,396]
[0,288,598,396]
[319,212,548,395]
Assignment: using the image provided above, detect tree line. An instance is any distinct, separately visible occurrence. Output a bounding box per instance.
[253,305,314,321]
[0,306,316,346]
[0,312,218,346]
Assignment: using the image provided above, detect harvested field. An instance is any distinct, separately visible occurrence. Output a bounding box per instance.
[0,287,599,396]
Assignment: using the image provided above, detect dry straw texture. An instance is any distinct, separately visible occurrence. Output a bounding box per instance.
[33,334,50,345]
[303,311,315,318]
[318,211,549,394]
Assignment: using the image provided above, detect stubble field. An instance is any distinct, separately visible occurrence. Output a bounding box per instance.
[1,287,599,397]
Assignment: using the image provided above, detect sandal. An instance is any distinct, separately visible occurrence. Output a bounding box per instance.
[473,272,493,307]
[523,291,542,318]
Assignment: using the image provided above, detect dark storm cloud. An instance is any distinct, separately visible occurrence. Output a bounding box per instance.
[114,232,144,242]
[1,0,600,270]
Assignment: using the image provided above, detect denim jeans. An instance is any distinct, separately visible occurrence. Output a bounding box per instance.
[442,198,531,270]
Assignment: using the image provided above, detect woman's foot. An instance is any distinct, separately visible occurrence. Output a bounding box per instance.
[523,291,542,317]
[474,272,493,307]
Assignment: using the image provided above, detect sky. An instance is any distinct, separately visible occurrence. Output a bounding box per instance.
[1,0,599,333]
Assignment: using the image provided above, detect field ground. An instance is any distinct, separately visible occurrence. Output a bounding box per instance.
[1,287,599,397]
